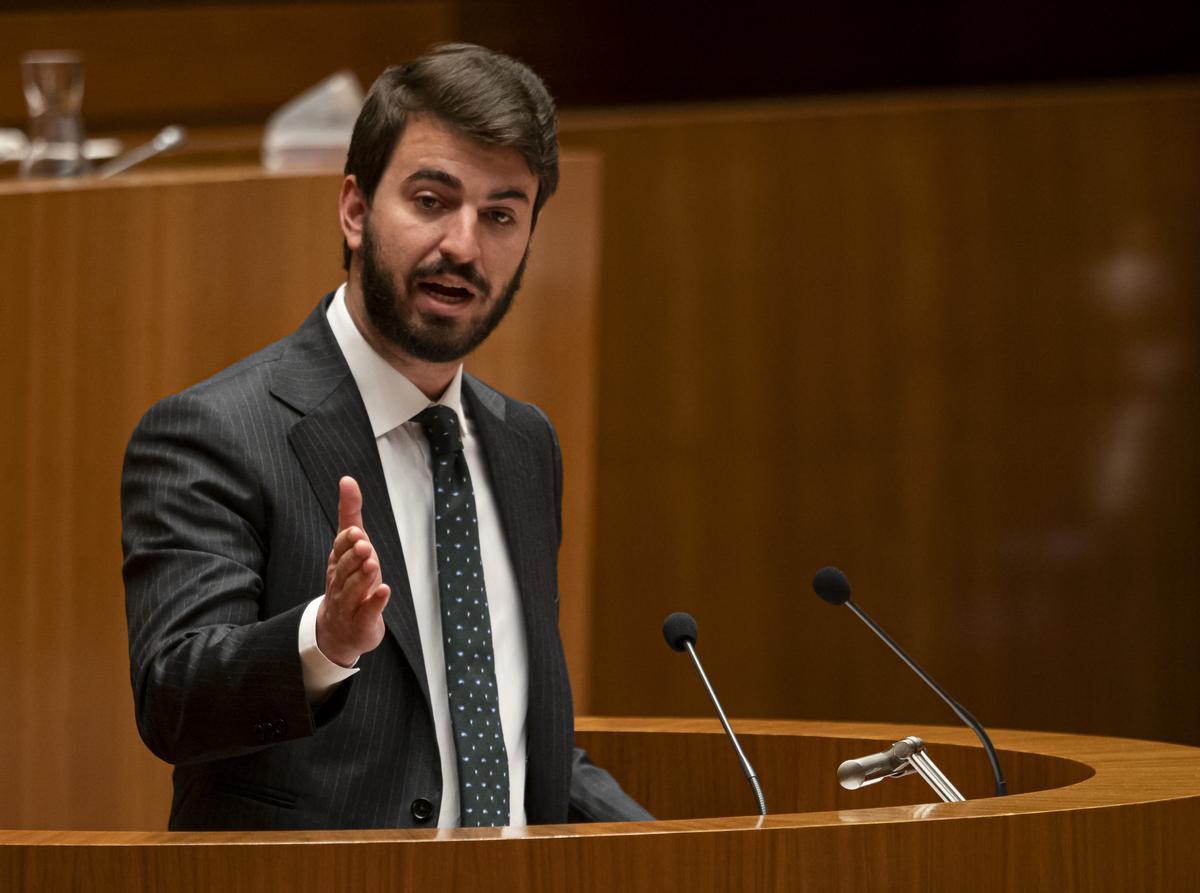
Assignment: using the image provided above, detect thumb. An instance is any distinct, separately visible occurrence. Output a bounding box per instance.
[338,475,364,532]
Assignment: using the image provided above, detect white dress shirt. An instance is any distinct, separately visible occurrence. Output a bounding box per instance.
[296,285,529,828]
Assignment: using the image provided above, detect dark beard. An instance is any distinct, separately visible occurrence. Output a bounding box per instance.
[359,218,527,363]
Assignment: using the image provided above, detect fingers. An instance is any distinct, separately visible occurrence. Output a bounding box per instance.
[319,475,390,665]
[325,523,366,591]
[327,476,385,609]
[328,568,389,632]
[328,537,379,607]
[328,474,368,590]
[337,475,363,533]
[316,576,389,668]
[329,524,367,565]
[362,582,391,616]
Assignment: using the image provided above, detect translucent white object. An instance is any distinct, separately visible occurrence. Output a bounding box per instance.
[0,129,30,163]
[262,71,364,172]
[0,133,119,165]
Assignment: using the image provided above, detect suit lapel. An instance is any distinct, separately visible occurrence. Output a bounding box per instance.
[465,375,572,818]
[270,298,432,711]
[462,376,548,625]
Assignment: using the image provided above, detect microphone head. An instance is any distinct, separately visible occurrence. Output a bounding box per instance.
[812,566,852,606]
[662,612,698,651]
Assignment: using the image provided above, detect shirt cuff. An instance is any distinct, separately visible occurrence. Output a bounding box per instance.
[299,595,360,703]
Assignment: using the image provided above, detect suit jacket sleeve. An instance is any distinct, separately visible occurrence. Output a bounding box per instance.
[122,390,335,766]
[568,747,655,822]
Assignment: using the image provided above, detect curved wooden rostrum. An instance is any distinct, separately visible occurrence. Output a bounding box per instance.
[3,718,1198,891]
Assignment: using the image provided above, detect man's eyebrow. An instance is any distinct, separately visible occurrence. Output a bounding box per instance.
[405,168,462,189]
[403,170,530,205]
[487,188,531,204]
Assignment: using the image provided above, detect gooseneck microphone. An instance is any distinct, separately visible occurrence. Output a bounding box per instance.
[662,612,767,816]
[812,567,1008,797]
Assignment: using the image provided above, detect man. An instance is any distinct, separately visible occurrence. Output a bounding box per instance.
[122,44,649,830]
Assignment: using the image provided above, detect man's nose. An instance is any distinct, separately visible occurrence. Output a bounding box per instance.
[438,208,481,264]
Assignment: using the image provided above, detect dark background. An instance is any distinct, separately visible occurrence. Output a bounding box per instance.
[4,0,1198,109]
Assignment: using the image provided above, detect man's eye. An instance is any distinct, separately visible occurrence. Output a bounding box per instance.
[416,195,441,211]
[489,210,514,226]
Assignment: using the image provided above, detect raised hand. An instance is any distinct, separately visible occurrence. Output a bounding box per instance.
[316,476,391,667]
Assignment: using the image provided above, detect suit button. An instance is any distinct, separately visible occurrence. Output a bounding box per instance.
[411,798,434,823]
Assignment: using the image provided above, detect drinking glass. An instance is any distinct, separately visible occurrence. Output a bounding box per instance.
[19,50,90,178]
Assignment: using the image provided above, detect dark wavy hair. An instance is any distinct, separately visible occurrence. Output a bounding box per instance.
[342,43,559,270]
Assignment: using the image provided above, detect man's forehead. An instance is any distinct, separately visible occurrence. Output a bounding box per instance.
[387,114,536,189]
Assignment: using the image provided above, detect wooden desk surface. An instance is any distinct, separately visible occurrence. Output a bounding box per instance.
[3,719,1198,891]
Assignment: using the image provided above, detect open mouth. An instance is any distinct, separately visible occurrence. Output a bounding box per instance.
[419,281,474,303]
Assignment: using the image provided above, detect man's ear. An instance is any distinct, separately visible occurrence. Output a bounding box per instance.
[339,175,367,252]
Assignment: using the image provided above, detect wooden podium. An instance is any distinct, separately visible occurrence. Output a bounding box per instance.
[3,717,1198,891]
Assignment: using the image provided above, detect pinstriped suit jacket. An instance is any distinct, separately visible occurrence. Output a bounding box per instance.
[122,295,645,830]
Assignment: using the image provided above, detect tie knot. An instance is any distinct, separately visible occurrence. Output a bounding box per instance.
[415,405,463,456]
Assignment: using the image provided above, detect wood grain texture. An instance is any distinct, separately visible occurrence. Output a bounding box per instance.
[0,2,458,130]
[3,719,1199,891]
[558,80,1200,747]
[0,153,601,830]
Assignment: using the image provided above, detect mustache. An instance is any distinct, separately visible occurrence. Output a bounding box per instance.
[409,258,491,297]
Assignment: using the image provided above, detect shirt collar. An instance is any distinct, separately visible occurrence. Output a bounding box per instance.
[326,283,465,437]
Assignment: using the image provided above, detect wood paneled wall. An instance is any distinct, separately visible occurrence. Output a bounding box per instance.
[0,154,601,830]
[560,81,1200,747]
[0,3,458,130]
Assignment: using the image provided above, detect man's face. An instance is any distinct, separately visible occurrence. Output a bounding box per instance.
[347,114,538,364]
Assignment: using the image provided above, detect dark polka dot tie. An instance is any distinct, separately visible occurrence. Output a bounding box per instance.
[415,405,509,827]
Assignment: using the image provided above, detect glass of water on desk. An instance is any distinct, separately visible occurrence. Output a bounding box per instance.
[19,50,90,178]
